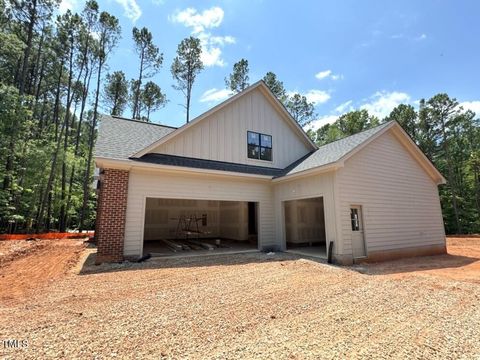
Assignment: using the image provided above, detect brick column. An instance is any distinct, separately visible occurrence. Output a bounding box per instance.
[95,168,130,263]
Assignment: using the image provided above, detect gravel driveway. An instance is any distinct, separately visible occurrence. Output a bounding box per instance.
[1,238,479,359]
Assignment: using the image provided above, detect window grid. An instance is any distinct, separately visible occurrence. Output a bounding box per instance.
[247,131,272,161]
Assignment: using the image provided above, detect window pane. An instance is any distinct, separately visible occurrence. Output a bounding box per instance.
[350,208,359,231]
[260,134,272,148]
[247,131,259,145]
[260,147,272,161]
[248,144,260,159]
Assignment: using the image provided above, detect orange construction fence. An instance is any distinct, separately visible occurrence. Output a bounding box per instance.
[0,232,94,241]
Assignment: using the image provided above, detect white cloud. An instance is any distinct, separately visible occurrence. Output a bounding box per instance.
[209,35,236,46]
[335,100,353,113]
[360,91,410,119]
[460,101,480,115]
[305,115,339,131]
[152,0,165,5]
[303,89,331,105]
[114,0,142,22]
[287,89,331,106]
[315,69,343,81]
[170,7,224,33]
[59,0,80,14]
[315,70,332,80]
[199,88,230,103]
[197,32,236,67]
[170,7,234,67]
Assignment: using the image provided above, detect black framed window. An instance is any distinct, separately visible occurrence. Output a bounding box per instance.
[247,131,272,161]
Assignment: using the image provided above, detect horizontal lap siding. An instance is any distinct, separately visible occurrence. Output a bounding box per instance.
[152,89,310,169]
[124,170,275,256]
[337,131,445,255]
[274,173,337,251]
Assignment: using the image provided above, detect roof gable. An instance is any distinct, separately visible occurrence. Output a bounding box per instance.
[277,121,445,184]
[132,81,317,158]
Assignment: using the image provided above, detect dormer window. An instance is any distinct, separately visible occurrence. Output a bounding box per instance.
[247,131,272,161]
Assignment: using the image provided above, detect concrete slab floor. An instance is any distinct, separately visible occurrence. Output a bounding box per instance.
[143,238,258,258]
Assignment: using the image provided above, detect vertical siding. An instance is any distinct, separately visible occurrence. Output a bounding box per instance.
[273,172,338,252]
[152,88,311,168]
[336,131,445,255]
[123,169,275,257]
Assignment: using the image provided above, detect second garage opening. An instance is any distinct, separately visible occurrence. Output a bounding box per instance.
[284,197,327,258]
[143,198,258,256]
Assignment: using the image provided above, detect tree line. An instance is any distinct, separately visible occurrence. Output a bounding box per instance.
[0,0,315,234]
[0,0,477,235]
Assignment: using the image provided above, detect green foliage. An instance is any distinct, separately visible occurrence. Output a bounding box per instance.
[225,58,250,93]
[285,93,317,127]
[0,0,118,233]
[262,71,286,102]
[262,72,316,127]
[308,110,379,146]
[336,110,379,135]
[131,26,163,119]
[103,71,128,116]
[171,36,204,123]
[140,81,167,121]
[384,104,417,139]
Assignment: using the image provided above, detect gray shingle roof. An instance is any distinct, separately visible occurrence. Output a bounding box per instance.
[94,115,176,160]
[279,122,392,177]
[95,114,393,179]
[135,153,284,177]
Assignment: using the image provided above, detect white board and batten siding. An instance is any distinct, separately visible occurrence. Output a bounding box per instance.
[123,168,275,257]
[151,88,311,169]
[273,172,338,252]
[336,130,445,256]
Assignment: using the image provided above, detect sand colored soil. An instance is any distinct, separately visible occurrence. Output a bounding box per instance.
[0,237,479,359]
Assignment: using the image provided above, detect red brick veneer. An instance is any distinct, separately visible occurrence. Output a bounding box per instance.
[95,168,130,263]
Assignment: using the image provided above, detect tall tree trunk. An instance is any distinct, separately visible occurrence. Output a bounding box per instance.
[186,83,192,123]
[35,108,67,232]
[52,63,64,141]
[132,49,145,119]
[79,60,103,231]
[37,92,48,138]
[33,57,46,114]
[2,138,15,191]
[59,39,77,232]
[65,60,92,229]
[19,0,38,95]
[30,25,46,96]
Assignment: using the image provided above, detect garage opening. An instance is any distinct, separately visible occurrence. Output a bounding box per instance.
[143,198,258,256]
[284,197,327,258]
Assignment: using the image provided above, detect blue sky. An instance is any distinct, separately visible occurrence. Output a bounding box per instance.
[61,0,480,129]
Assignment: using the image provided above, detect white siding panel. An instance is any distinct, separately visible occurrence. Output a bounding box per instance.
[152,88,310,168]
[273,172,338,252]
[337,130,445,255]
[124,169,275,257]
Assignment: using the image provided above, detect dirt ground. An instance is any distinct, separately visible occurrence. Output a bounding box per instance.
[0,239,86,304]
[0,237,479,359]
